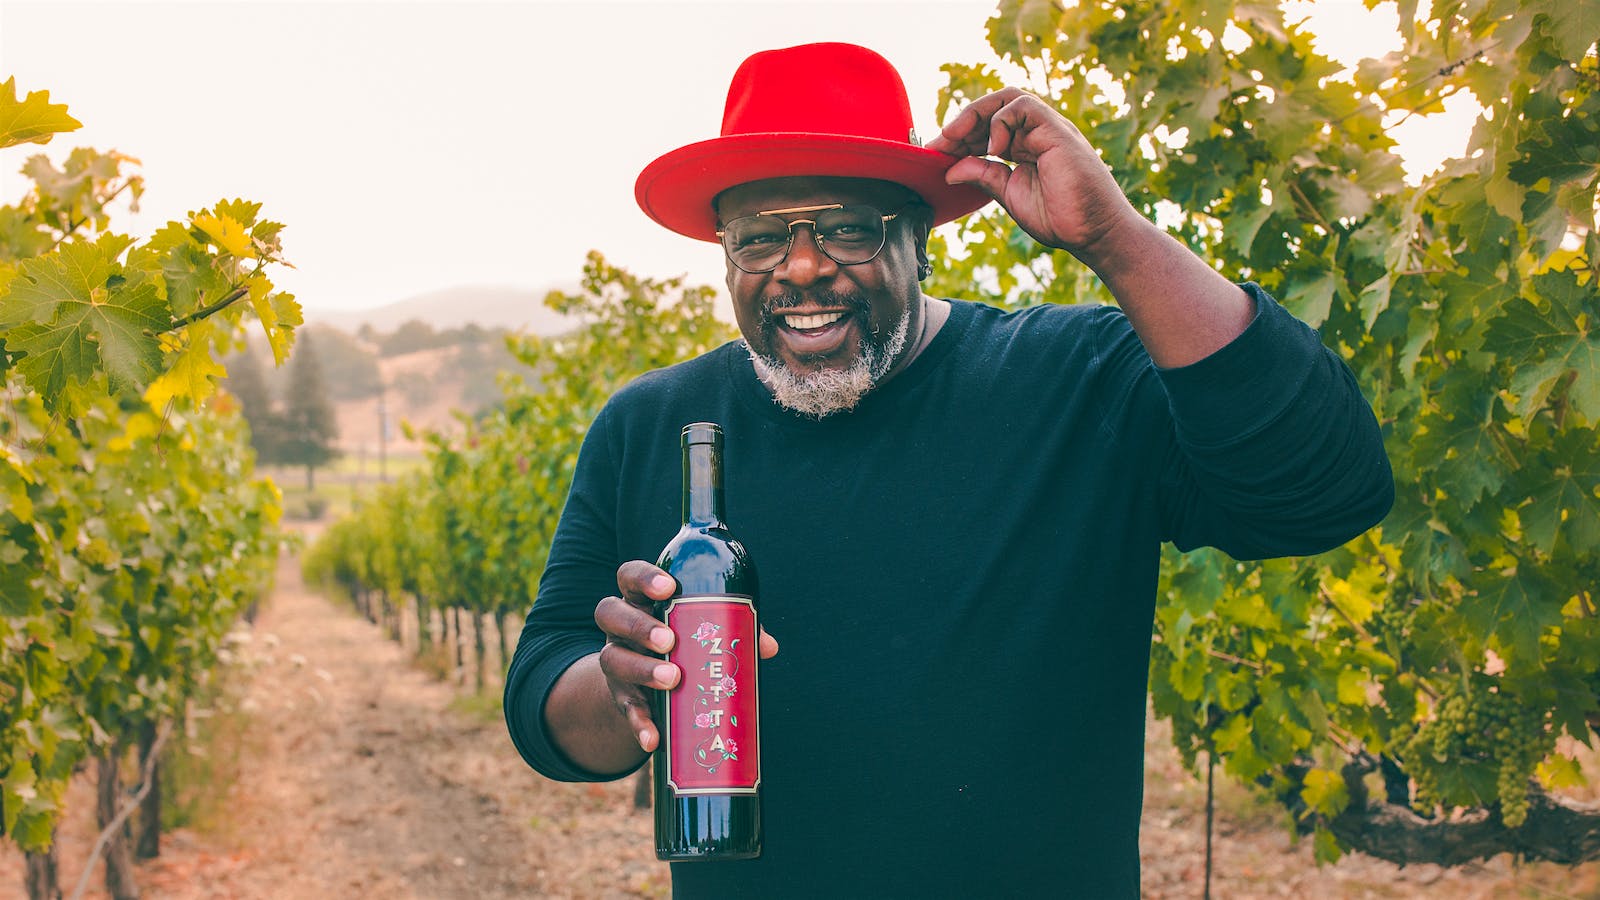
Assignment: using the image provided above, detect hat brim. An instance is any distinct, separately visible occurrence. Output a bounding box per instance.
[635,133,993,243]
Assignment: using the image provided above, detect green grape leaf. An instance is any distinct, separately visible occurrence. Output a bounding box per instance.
[1507,108,1600,191]
[1520,450,1600,555]
[0,235,135,326]
[1460,568,1564,662]
[157,240,226,319]
[1410,408,1511,509]
[1283,269,1339,328]
[1312,827,1345,865]
[2,758,35,837]
[11,808,55,853]
[7,277,169,402]
[1530,0,1600,64]
[0,77,82,149]
[1489,272,1600,421]
[0,556,40,617]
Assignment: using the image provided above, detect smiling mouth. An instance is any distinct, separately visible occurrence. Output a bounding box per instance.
[781,311,847,332]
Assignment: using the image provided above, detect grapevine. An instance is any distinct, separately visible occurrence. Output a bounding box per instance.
[934,0,1600,865]
[1398,679,1556,827]
[304,253,733,697]
[0,78,291,899]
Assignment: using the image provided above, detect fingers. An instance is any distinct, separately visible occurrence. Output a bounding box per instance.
[619,691,660,752]
[596,594,675,652]
[929,88,1075,173]
[598,560,680,754]
[617,559,677,605]
[599,636,679,691]
[596,621,678,752]
[944,155,1017,201]
[602,560,781,752]
[925,86,1031,156]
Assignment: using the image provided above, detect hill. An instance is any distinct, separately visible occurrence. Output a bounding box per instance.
[306,284,578,334]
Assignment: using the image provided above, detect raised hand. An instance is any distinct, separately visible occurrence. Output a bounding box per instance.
[926,87,1139,260]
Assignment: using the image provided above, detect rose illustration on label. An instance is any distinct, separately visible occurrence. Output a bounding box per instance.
[665,598,758,794]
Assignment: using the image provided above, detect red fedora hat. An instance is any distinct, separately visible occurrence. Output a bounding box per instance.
[635,42,992,243]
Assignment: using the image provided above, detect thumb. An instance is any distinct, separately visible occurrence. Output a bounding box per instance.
[945,156,1012,201]
[758,627,780,659]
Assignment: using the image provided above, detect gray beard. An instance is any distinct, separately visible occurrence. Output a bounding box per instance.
[749,306,911,420]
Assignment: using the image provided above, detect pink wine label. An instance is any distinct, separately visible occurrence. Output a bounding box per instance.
[664,595,760,795]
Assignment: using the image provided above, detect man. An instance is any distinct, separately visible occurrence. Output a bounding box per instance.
[505,42,1392,896]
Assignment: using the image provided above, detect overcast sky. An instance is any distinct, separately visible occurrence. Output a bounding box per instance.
[1,0,1477,315]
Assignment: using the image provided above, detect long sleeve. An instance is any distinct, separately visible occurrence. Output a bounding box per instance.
[1112,282,1394,558]
[1094,283,1395,557]
[502,405,632,783]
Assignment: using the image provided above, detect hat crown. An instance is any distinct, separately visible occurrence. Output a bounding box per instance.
[721,43,914,144]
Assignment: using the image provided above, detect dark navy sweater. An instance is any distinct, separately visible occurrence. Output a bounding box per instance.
[505,286,1393,898]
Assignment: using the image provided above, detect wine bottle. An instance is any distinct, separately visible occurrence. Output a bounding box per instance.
[651,422,762,861]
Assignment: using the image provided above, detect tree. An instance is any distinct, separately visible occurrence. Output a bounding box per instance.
[278,329,339,490]
[932,0,1598,867]
[224,344,281,457]
[379,318,442,356]
[303,323,382,401]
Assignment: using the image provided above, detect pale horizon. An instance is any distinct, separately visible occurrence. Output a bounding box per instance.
[1,0,1476,319]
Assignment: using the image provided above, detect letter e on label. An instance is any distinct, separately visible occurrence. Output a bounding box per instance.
[664,595,760,795]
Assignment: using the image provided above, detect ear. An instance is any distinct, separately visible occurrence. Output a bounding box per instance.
[909,208,933,282]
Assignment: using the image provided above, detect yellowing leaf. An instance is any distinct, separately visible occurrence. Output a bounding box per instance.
[1336,670,1368,706]
[247,275,274,323]
[1300,767,1349,817]
[8,483,33,523]
[265,292,301,365]
[1324,576,1376,624]
[108,410,163,452]
[1536,754,1587,790]
[0,77,82,149]
[0,446,32,485]
[193,212,252,258]
[144,322,226,408]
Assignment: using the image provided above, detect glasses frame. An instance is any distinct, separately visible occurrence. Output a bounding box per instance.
[716,203,905,275]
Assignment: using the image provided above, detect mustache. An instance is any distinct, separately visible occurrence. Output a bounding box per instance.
[757,289,872,328]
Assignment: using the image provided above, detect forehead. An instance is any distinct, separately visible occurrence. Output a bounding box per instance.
[715,177,917,220]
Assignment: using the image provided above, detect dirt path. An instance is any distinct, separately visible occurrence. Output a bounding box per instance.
[5,545,1599,898]
[177,548,665,899]
[0,547,664,899]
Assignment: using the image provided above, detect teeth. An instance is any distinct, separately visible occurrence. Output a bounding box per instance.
[783,311,846,330]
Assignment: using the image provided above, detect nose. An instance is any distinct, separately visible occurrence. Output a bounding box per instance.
[773,222,837,286]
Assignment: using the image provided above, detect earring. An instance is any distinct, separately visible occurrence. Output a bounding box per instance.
[917,261,932,281]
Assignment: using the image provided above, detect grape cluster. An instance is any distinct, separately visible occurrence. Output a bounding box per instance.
[1398,683,1553,828]
[1368,596,1418,644]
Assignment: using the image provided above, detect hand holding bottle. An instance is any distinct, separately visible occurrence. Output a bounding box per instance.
[595,561,778,753]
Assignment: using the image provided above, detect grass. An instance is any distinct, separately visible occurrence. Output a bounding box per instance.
[258,452,428,521]
[447,690,505,727]
[159,658,261,839]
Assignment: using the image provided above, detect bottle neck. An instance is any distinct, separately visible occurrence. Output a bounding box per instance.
[683,441,725,527]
